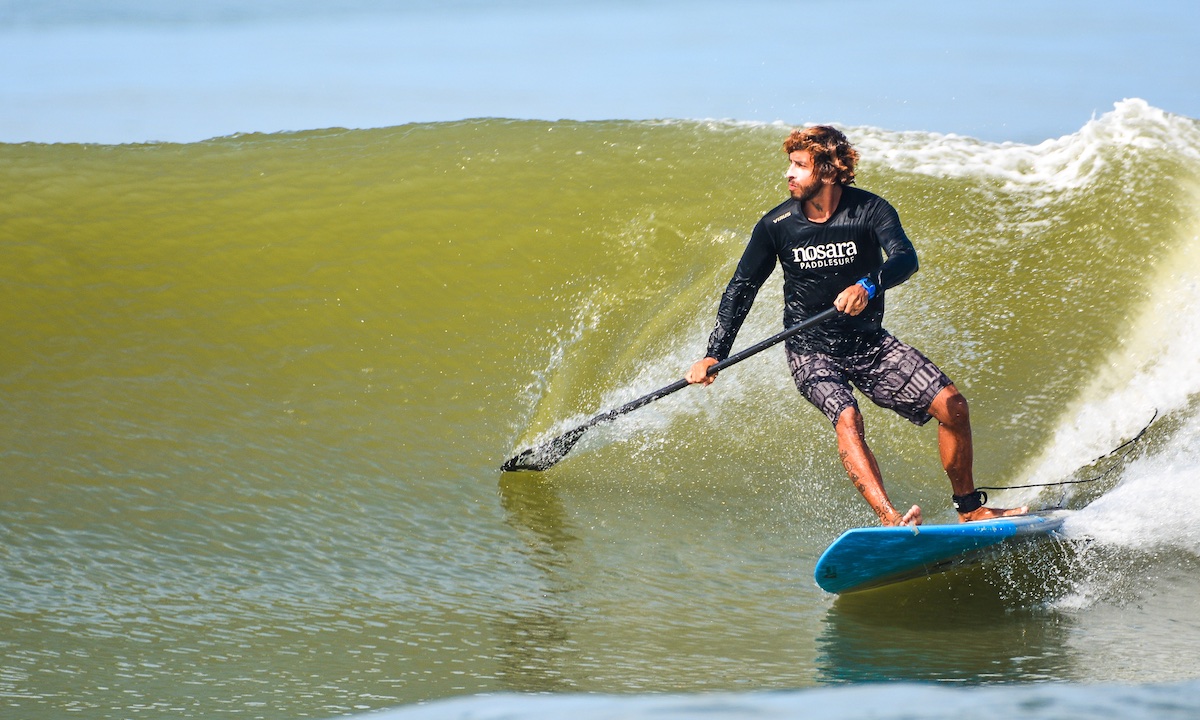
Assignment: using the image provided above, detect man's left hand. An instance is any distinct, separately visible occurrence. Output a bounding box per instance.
[834,284,871,316]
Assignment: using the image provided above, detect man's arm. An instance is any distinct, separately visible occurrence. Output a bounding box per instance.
[688,220,777,384]
[704,221,777,362]
[872,199,919,291]
[835,196,918,318]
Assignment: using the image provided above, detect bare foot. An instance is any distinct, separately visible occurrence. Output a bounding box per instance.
[901,504,923,526]
[958,504,1029,523]
[882,504,923,527]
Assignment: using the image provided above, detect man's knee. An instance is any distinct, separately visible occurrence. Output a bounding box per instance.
[835,405,866,438]
[931,385,969,426]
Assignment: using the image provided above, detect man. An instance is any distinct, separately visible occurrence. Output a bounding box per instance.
[685,125,1025,526]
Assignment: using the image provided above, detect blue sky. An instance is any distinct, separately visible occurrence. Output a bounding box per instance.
[1,0,1197,144]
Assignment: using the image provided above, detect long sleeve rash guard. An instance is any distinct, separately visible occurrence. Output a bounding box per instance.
[705,186,919,360]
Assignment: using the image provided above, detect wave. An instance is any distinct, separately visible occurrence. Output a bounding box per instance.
[5,101,1200,717]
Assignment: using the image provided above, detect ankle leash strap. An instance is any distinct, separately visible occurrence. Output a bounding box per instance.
[953,490,987,514]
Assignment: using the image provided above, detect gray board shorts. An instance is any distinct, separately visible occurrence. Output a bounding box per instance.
[785,332,952,426]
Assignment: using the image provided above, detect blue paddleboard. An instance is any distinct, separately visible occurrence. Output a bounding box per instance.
[813,511,1068,594]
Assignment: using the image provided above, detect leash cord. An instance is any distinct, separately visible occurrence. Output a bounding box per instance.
[976,409,1157,492]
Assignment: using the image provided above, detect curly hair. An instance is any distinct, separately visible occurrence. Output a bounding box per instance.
[783,125,859,186]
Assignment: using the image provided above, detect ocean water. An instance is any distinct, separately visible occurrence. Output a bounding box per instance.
[4,99,1200,719]
[4,3,1200,720]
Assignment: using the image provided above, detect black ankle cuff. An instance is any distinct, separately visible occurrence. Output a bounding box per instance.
[953,490,987,513]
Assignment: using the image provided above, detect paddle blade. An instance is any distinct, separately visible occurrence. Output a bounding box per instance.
[500,426,588,472]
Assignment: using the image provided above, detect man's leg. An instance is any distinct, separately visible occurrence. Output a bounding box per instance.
[926,385,1027,522]
[835,406,922,527]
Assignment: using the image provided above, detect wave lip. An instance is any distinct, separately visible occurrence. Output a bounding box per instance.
[856,98,1200,191]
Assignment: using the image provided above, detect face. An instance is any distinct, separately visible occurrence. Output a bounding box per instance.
[786,150,824,202]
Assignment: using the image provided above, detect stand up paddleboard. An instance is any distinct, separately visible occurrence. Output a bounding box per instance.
[813,510,1068,594]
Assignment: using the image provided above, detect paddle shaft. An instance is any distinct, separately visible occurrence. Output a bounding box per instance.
[502,306,841,471]
[589,305,841,427]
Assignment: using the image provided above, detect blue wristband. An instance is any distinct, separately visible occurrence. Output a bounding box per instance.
[856,277,877,300]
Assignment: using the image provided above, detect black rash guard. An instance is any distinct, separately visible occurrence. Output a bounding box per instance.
[705,186,919,359]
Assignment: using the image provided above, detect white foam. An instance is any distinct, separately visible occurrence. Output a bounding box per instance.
[854,99,1200,193]
[1053,416,1200,610]
[1065,427,1200,556]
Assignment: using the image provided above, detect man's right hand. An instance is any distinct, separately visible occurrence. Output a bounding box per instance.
[686,357,719,385]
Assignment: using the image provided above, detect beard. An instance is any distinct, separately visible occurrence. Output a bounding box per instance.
[789,176,822,202]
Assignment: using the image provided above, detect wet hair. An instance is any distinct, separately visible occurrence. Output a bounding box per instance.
[783,125,859,185]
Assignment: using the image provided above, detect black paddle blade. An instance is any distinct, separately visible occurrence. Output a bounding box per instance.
[501,426,588,472]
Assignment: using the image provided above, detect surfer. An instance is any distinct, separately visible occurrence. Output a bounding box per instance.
[685,125,1026,526]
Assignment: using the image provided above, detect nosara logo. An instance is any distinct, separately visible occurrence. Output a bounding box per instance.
[791,241,858,269]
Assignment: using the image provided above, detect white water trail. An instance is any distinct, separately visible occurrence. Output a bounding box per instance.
[1004,183,1200,609]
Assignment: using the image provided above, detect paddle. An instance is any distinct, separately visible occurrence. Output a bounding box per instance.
[501,306,840,472]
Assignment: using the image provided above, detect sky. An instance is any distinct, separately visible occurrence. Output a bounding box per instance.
[1,0,1197,144]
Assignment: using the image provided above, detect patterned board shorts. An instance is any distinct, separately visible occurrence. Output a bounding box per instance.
[785,333,952,427]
